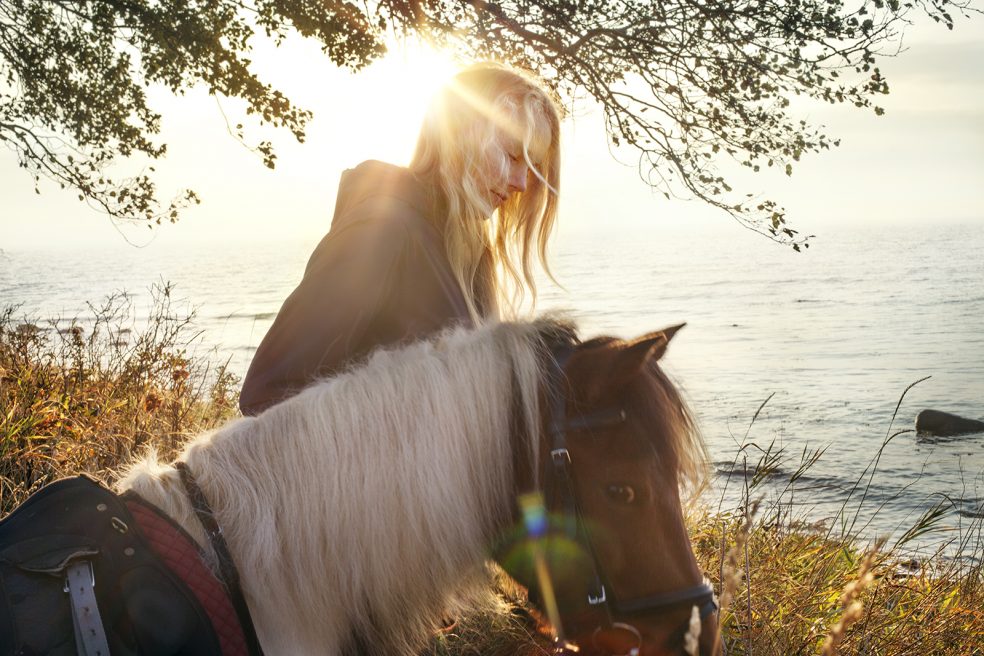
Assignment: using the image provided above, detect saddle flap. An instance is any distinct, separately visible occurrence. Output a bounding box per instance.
[0,535,100,575]
[1,477,225,656]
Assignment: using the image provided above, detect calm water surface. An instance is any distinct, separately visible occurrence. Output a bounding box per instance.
[2,222,982,559]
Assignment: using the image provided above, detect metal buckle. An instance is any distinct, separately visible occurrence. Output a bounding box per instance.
[588,585,607,605]
[550,448,571,466]
[63,560,95,593]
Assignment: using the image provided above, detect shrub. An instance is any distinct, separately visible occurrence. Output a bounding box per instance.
[0,284,238,514]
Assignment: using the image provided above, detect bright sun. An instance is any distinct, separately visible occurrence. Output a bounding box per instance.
[288,40,464,168]
[355,42,463,163]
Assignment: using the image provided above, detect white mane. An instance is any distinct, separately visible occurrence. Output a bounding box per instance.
[118,320,553,655]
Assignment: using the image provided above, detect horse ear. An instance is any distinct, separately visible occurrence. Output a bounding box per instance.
[627,322,685,362]
[566,324,686,407]
[602,323,686,392]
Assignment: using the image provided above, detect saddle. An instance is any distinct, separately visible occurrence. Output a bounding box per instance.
[0,475,246,655]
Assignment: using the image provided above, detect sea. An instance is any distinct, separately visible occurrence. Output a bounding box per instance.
[2,221,982,562]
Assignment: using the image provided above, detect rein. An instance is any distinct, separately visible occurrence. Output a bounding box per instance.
[176,461,265,656]
[539,346,717,655]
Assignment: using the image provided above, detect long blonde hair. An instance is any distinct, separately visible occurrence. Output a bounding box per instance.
[409,63,563,321]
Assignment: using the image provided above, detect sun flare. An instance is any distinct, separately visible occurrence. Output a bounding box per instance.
[324,42,464,166]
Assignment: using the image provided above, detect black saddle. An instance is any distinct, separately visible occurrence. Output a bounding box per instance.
[0,475,221,655]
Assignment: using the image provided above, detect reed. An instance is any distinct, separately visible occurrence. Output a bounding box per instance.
[1,295,981,654]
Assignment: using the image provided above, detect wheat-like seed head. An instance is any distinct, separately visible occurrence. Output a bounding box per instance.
[821,543,882,656]
[683,605,702,656]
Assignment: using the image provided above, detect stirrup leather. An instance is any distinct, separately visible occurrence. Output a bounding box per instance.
[64,560,110,656]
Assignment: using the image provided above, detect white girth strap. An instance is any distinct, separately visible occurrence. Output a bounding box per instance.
[64,560,111,656]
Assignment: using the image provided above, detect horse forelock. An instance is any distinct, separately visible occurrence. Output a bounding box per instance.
[530,314,580,353]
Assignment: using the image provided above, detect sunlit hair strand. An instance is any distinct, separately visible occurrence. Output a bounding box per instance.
[410,62,563,322]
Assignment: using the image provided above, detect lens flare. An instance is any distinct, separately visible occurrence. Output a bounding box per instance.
[518,492,565,638]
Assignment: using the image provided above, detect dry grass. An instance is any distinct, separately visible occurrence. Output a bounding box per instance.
[1,293,981,654]
[689,510,983,655]
[698,389,984,656]
[0,284,238,514]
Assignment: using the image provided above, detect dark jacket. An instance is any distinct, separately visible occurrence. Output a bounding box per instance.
[239,160,471,416]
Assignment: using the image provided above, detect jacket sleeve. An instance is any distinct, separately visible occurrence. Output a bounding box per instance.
[239,205,412,416]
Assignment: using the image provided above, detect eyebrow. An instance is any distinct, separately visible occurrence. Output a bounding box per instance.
[503,134,547,170]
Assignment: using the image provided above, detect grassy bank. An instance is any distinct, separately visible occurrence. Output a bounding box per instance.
[0,285,239,512]
[1,293,981,654]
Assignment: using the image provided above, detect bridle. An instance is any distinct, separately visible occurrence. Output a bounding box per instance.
[530,344,717,655]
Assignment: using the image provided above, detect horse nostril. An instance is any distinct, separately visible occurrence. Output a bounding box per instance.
[605,484,636,505]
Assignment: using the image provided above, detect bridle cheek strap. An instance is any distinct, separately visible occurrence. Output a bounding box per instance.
[542,349,613,638]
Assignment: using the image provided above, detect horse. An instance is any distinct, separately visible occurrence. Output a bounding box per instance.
[0,317,719,655]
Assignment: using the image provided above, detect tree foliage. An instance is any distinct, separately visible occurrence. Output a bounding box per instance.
[0,0,978,242]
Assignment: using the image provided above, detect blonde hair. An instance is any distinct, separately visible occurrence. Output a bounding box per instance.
[409,63,563,321]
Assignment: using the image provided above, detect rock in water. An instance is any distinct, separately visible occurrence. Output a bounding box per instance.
[915,409,984,437]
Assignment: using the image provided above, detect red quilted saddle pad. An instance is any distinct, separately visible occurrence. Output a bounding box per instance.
[126,497,251,655]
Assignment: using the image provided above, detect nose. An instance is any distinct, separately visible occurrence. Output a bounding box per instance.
[508,161,528,193]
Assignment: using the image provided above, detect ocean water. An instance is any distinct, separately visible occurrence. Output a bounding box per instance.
[2,221,982,559]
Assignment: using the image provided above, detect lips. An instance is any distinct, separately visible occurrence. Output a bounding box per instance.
[492,191,507,206]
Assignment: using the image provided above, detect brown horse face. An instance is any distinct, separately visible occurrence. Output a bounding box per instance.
[547,328,721,656]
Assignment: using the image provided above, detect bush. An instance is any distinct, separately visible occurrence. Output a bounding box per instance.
[0,284,238,514]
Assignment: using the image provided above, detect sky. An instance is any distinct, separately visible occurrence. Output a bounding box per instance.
[1,12,982,252]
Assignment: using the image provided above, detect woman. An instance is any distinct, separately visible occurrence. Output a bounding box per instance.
[240,63,563,415]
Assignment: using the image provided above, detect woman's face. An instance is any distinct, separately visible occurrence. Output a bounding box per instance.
[486,127,548,212]
[490,141,531,209]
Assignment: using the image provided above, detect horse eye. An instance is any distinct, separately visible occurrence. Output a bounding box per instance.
[605,484,636,505]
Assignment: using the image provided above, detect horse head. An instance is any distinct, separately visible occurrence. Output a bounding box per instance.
[502,322,720,656]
